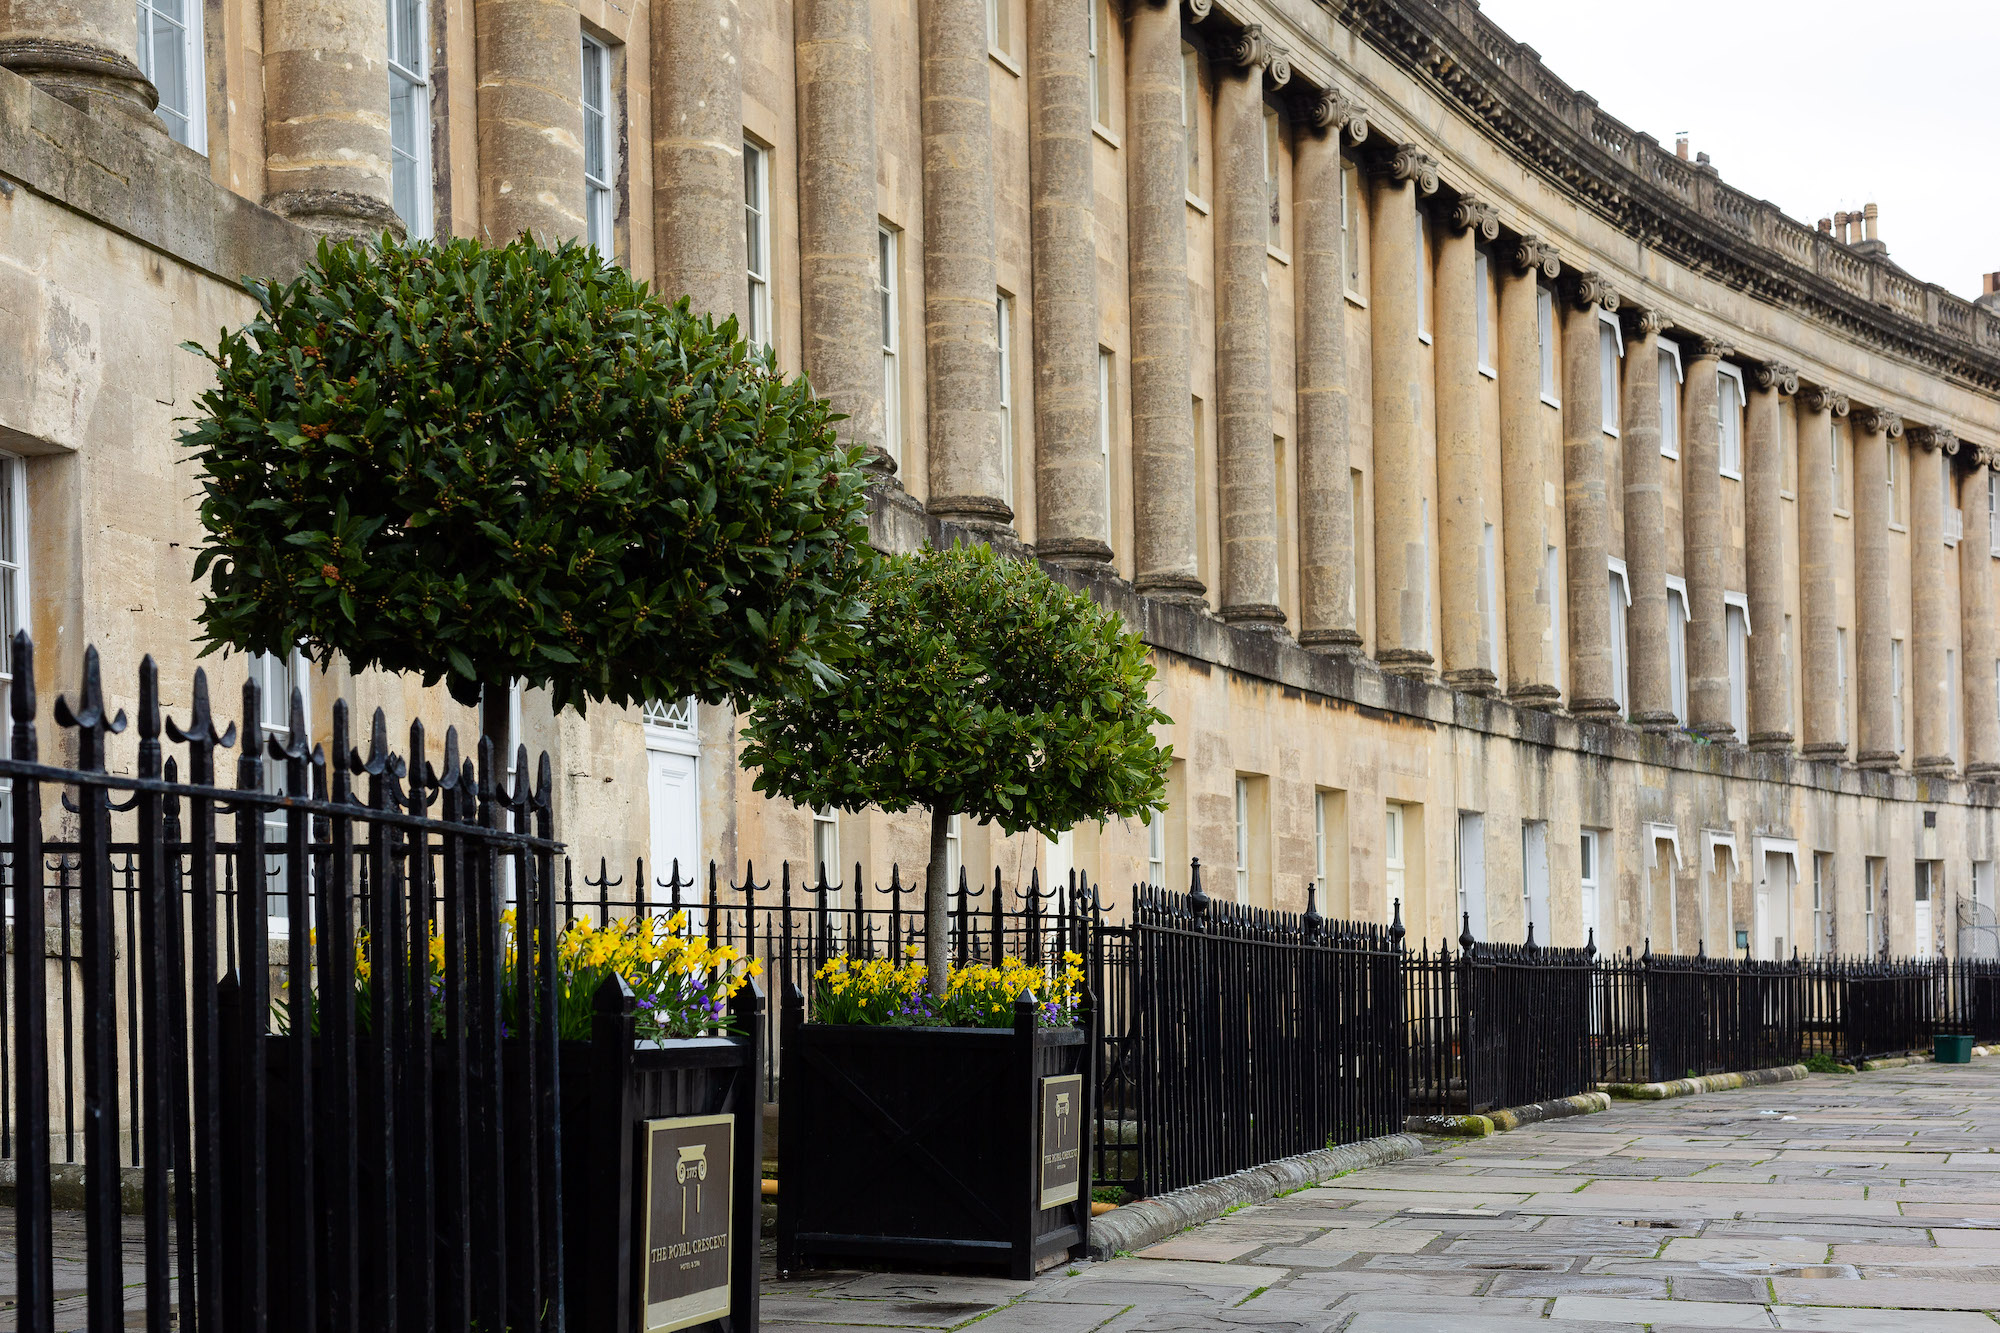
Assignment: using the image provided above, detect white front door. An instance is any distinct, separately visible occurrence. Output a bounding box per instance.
[1915,862,1935,958]
[646,744,701,904]
[1757,851,1792,962]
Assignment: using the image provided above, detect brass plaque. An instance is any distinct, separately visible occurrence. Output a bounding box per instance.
[639,1113,734,1333]
[1038,1074,1084,1210]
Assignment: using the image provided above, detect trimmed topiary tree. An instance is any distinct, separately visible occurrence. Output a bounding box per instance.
[179,233,874,738]
[740,542,1172,995]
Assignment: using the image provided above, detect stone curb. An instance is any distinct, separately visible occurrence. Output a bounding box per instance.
[1404,1091,1612,1138]
[1083,1132,1422,1260]
[1603,1064,1808,1100]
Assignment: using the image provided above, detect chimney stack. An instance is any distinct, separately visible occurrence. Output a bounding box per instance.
[1978,273,2000,314]
[1834,211,1850,243]
[1817,217,1832,234]
[1863,201,1879,243]
[1675,133,1689,160]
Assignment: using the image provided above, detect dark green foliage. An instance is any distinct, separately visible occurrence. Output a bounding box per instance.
[179,233,873,712]
[740,542,1172,838]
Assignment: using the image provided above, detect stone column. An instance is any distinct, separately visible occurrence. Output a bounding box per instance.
[1962,447,2000,781]
[1295,90,1368,649]
[796,0,888,467]
[920,0,1008,529]
[1367,143,1438,673]
[1435,195,1497,691]
[1126,0,1201,598]
[1909,424,1956,775]
[1501,235,1560,708]
[1620,308,1675,730]
[263,0,400,240]
[1682,338,1734,741]
[476,0,585,244]
[1746,363,1798,750]
[1213,27,1286,624]
[1797,384,1850,760]
[1561,271,1618,720]
[654,0,745,320]
[1030,0,1107,567]
[1852,406,1904,769]
[0,0,157,122]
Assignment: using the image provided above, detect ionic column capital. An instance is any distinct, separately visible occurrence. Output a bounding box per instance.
[1308,87,1369,144]
[1798,383,1849,416]
[1909,423,1958,455]
[1510,233,1559,278]
[1751,363,1799,395]
[1564,270,1619,312]
[1226,25,1289,85]
[1186,0,1213,18]
[1374,142,1440,196]
[1619,305,1669,339]
[1854,407,1905,438]
[1686,334,1735,363]
[1448,195,1500,240]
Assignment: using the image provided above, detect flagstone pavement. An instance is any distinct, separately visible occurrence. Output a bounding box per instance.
[764,1058,2000,1331]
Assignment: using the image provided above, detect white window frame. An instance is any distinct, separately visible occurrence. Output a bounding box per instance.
[387,0,433,239]
[1474,250,1495,377]
[1598,309,1623,437]
[1341,159,1364,298]
[1458,810,1486,939]
[996,292,1015,510]
[1147,810,1166,889]
[1099,347,1115,531]
[1546,544,1563,694]
[1264,105,1283,253]
[581,33,615,255]
[252,648,312,934]
[878,224,902,468]
[1578,828,1600,943]
[1537,285,1559,407]
[1415,211,1431,343]
[1658,344,1683,460]
[1481,522,1499,676]
[1838,627,1851,746]
[0,455,28,847]
[137,0,207,152]
[1384,803,1406,922]
[1717,363,1746,479]
[743,140,772,350]
[1235,778,1251,903]
[1864,857,1881,955]
[944,813,962,895]
[1608,559,1631,714]
[1181,42,1202,202]
[1313,791,1329,900]
[1087,0,1110,130]
[1724,592,1750,742]
[1949,646,1961,766]
[1666,575,1690,725]
[985,0,1009,56]
[811,806,841,890]
[1990,472,2000,557]
[1891,637,1906,754]
[1811,851,1831,956]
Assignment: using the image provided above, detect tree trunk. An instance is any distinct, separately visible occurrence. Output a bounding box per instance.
[926,805,952,998]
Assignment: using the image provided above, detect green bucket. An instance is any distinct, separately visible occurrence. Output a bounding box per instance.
[1935,1034,1974,1064]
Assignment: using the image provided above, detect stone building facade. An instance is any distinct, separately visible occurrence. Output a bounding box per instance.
[4,0,2000,959]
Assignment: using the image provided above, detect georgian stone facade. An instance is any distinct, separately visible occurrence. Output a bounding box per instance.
[5,0,2000,960]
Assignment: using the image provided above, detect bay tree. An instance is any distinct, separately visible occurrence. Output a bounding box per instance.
[178,233,874,747]
[740,542,1172,996]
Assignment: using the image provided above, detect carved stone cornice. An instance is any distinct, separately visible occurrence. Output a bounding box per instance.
[1751,363,1799,395]
[1620,306,1669,339]
[1686,334,1734,362]
[1375,142,1440,195]
[1320,0,2000,395]
[1511,233,1559,279]
[1854,407,1904,438]
[1798,384,1849,416]
[1909,423,1958,455]
[1565,270,1618,312]
[1309,87,1369,144]
[1449,196,1500,240]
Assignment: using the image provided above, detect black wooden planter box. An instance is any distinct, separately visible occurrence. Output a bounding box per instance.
[776,992,1092,1280]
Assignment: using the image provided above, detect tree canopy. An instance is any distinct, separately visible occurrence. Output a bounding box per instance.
[741,540,1172,862]
[179,233,874,714]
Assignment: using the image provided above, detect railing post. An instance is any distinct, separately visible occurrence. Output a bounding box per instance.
[1011,993,1040,1281]
[583,972,637,1333]
[730,978,766,1333]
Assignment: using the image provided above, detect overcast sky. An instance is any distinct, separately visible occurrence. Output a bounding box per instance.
[1474,0,1997,300]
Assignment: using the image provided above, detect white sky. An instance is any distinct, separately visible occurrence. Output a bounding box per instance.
[1474,0,1998,300]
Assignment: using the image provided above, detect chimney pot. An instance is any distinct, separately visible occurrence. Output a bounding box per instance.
[1984,272,2000,297]
[1864,201,1879,242]
[1675,134,1689,160]
[1817,217,1832,233]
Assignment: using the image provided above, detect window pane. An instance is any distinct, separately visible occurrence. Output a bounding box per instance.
[1181,45,1200,196]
